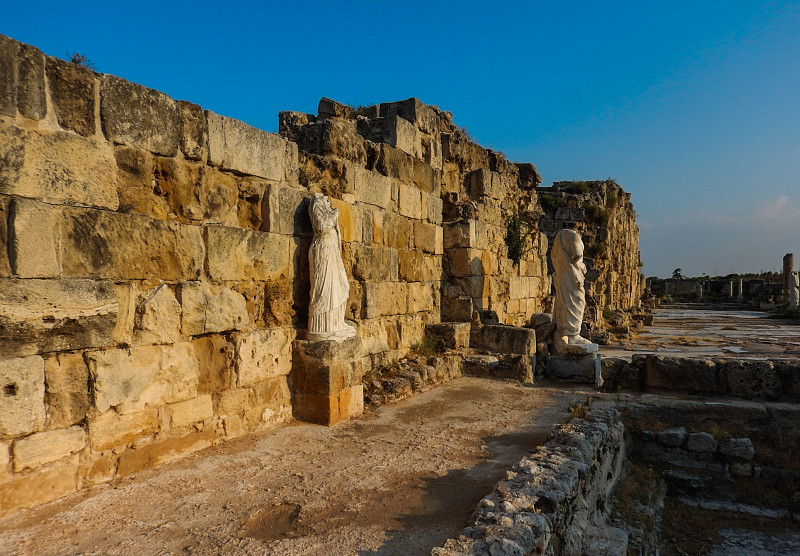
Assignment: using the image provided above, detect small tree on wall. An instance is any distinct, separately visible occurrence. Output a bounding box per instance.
[66,52,96,70]
[505,212,537,267]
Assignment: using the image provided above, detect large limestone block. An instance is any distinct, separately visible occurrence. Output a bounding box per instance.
[383,115,421,158]
[133,284,182,345]
[384,213,412,249]
[378,144,414,184]
[8,197,61,277]
[329,198,359,243]
[0,459,77,516]
[0,35,19,116]
[0,355,46,436]
[176,100,208,161]
[87,408,158,451]
[236,328,294,386]
[192,335,234,394]
[414,222,443,254]
[0,126,118,209]
[116,428,218,477]
[44,352,90,429]
[17,44,46,120]
[207,111,287,181]
[294,385,364,426]
[425,322,471,350]
[168,394,214,428]
[447,248,486,277]
[179,281,249,335]
[12,426,85,471]
[101,74,180,156]
[46,56,96,137]
[479,325,537,355]
[407,282,437,313]
[350,244,398,282]
[261,184,311,236]
[723,359,779,400]
[88,342,199,414]
[468,169,503,200]
[206,225,289,281]
[398,183,423,220]
[364,282,408,317]
[353,167,393,209]
[644,356,722,394]
[380,98,439,134]
[60,207,204,280]
[0,279,118,357]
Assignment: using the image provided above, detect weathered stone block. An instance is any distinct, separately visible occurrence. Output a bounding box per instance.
[0,355,45,436]
[377,144,414,183]
[88,342,199,414]
[0,278,118,357]
[448,248,485,277]
[116,428,218,477]
[192,335,234,395]
[546,354,601,383]
[293,385,363,426]
[206,225,289,281]
[719,438,755,461]
[425,322,470,350]
[0,459,77,515]
[645,356,722,394]
[151,157,238,224]
[0,35,19,116]
[179,281,248,336]
[408,282,437,313]
[478,324,536,355]
[350,244,398,282]
[292,358,364,396]
[133,284,182,345]
[101,74,179,156]
[414,221,443,254]
[17,44,46,120]
[236,328,294,386]
[46,56,95,136]
[398,182,423,219]
[0,126,118,209]
[61,207,204,280]
[686,432,717,453]
[44,351,89,429]
[218,388,251,415]
[176,100,208,161]
[261,184,311,236]
[12,426,85,471]
[87,408,158,451]
[168,394,214,428]
[317,97,350,119]
[722,359,779,400]
[657,427,687,447]
[383,115,421,158]
[207,111,287,181]
[384,213,412,249]
[353,167,393,209]
[364,282,408,318]
[319,119,367,164]
[468,169,503,200]
[8,197,61,277]
[329,197,359,242]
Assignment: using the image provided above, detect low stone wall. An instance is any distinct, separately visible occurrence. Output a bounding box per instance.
[603,355,800,402]
[433,408,626,555]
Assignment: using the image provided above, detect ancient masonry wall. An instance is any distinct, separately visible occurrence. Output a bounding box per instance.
[539,180,644,327]
[0,35,555,512]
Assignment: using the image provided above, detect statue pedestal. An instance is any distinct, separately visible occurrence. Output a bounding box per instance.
[292,335,365,426]
[546,352,602,387]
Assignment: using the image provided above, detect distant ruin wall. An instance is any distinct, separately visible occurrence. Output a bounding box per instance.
[0,33,643,513]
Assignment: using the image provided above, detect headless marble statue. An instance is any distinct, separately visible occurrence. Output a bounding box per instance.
[551,229,598,355]
[307,193,355,340]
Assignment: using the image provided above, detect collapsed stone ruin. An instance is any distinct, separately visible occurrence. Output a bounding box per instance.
[0,33,646,514]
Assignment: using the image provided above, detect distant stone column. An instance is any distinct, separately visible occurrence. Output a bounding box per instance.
[783,253,794,303]
[791,272,799,307]
[728,281,734,298]
[737,279,744,303]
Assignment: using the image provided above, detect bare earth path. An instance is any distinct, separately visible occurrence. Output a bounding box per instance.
[0,378,591,556]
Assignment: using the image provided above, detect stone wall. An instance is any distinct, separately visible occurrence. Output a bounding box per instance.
[433,408,627,555]
[0,33,644,513]
[539,180,644,327]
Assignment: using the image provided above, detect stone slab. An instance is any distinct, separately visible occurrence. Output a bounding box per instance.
[546,354,602,385]
[178,281,249,336]
[12,426,85,471]
[46,56,95,137]
[17,44,46,120]
[424,322,471,350]
[236,328,294,386]
[0,125,119,209]
[0,355,46,436]
[8,197,61,278]
[293,384,364,426]
[207,111,286,181]
[0,459,77,516]
[88,408,159,451]
[0,278,118,357]
[205,225,289,281]
[101,74,179,156]
[44,351,90,429]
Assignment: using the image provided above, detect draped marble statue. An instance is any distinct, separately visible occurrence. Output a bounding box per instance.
[551,229,597,355]
[307,193,355,340]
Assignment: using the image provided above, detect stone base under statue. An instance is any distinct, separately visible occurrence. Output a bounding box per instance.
[292,334,364,426]
[546,353,602,387]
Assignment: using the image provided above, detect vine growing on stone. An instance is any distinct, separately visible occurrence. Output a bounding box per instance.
[505,212,536,267]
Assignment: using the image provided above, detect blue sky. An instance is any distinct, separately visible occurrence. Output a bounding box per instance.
[4,1,799,278]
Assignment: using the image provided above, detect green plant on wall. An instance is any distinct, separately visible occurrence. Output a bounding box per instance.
[582,202,610,226]
[586,241,608,259]
[505,212,537,267]
[539,194,564,213]
[563,181,589,194]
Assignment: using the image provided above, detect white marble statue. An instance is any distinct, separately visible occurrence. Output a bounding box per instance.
[307,193,355,340]
[551,229,598,355]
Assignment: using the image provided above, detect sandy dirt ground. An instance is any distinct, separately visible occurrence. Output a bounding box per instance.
[0,378,595,556]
